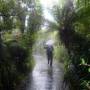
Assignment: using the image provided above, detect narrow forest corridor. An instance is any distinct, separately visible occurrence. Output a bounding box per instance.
[0,0,90,90]
[19,54,68,90]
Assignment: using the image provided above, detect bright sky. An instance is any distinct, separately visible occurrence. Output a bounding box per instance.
[40,0,59,8]
[40,0,59,21]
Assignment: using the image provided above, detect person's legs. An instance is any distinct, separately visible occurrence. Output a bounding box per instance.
[47,54,50,64]
[50,54,53,67]
[47,53,53,66]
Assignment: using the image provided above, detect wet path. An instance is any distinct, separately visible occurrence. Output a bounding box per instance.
[19,55,67,90]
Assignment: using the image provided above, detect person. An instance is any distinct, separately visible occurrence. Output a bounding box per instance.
[45,44,54,66]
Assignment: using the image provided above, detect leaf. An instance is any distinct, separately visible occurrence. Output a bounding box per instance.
[88,68,90,72]
[81,58,86,64]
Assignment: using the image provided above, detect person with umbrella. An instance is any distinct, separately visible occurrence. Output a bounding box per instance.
[44,40,54,67]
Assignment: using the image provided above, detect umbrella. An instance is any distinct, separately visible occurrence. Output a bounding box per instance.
[45,39,54,45]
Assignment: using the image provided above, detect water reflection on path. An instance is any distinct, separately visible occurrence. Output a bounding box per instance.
[19,55,67,90]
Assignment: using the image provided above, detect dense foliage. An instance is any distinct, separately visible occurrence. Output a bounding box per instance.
[0,0,42,90]
[0,0,90,89]
[51,0,90,89]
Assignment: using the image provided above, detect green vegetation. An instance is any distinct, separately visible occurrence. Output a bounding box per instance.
[50,0,90,89]
[0,0,90,90]
[0,0,42,90]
